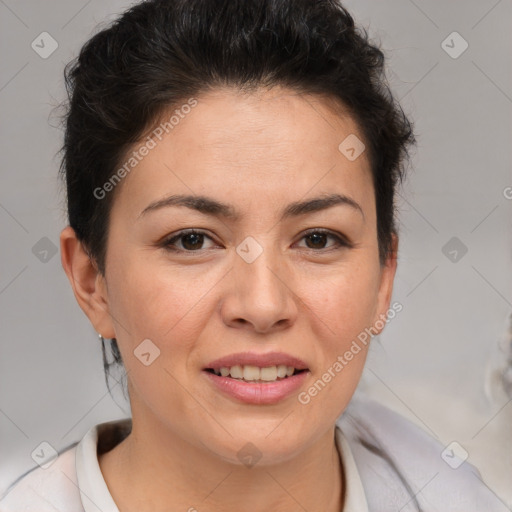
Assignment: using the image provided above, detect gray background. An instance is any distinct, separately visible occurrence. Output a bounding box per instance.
[1,0,511,506]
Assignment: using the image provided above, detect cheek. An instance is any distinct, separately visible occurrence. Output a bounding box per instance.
[305,262,380,347]
[109,251,196,326]
[106,253,212,356]
[294,265,379,418]
[105,261,210,411]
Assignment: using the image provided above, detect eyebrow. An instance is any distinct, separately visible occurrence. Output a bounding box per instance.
[137,193,365,222]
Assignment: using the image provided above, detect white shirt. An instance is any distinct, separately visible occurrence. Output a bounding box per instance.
[2,397,506,511]
[0,417,368,512]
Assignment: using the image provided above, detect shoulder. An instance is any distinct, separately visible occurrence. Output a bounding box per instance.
[336,395,507,512]
[0,444,83,512]
[0,418,131,512]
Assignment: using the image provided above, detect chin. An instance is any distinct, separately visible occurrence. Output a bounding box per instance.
[203,426,309,467]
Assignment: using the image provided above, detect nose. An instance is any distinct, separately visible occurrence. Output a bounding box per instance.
[220,244,298,334]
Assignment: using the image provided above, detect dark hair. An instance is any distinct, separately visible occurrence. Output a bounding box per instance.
[60,0,415,392]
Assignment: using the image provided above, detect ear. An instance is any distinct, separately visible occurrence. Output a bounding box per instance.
[60,225,116,339]
[372,232,399,334]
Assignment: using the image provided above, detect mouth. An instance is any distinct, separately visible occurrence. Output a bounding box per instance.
[202,364,310,405]
[203,365,308,383]
[202,352,310,404]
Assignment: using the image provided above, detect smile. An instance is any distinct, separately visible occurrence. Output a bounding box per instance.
[205,364,306,382]
[202,367,310,405]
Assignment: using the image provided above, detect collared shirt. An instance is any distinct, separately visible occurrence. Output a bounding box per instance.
[0,418,368,512]
[1,397,506,511]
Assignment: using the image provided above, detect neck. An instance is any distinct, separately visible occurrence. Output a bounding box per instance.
[99,416,344,512]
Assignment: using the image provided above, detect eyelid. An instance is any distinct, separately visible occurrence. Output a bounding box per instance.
[160,228,352,252]
[296,228,352,250]
[160,229,217,252]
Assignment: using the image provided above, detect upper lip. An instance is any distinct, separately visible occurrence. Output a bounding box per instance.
[204,351,309,370]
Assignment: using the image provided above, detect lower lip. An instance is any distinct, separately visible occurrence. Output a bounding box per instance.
[202,370,310,405]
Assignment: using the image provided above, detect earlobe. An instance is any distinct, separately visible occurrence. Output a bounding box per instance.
[59,226,116,338]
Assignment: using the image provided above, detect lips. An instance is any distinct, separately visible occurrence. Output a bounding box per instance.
[203,366,310,405]
[204,351,309,371]
[202,352,310,405]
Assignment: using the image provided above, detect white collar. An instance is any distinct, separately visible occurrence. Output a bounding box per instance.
[335,425,370,511]
[75,418,368,512]
[75,419,125,512]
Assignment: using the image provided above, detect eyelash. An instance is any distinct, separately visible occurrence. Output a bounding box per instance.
[160,228,352,254]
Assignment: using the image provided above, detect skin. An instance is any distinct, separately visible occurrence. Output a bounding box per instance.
[60,85,398,512]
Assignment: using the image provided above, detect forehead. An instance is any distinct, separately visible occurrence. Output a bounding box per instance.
[160,86,366,161]
[110,86,373,221]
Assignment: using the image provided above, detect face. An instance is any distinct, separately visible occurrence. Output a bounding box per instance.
[66,86,397,465]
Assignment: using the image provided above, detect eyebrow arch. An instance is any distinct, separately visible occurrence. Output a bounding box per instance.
[137,193,365,222]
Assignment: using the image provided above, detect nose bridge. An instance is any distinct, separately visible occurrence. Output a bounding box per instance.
[236,238,287,303]
[224,236,296,331]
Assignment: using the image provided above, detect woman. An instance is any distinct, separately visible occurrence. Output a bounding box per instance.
[0,0,504,510]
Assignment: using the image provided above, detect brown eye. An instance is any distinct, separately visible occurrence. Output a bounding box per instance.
[162,230,216,252]
[305,232,329,249]
[179,232,205,250]
[298,229,351,251]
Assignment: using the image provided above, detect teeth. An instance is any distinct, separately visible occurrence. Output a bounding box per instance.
[243,365,260,381]
[212,364,298,381]
[277,365,288,378]
[260,366,277,381]
[230,365,244,379]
